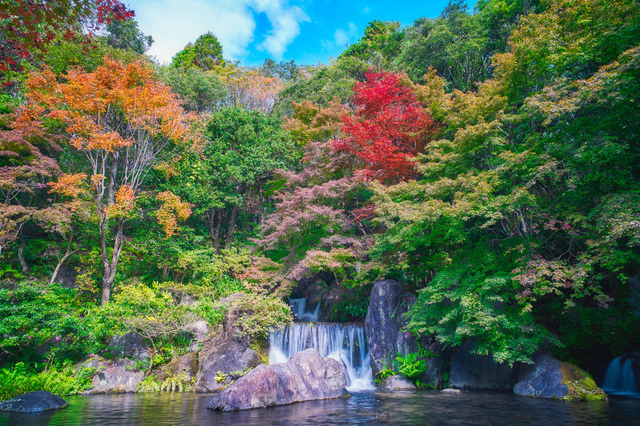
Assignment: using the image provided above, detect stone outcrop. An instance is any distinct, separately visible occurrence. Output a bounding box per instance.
[80,357,144,394]
[108,332,149,360]
[378,375,416,391]
[194,293,261,393]
[0,391,68,412]
[449,340,520,390]
[154,353,199,383]
[365,280,444,387]
[185,320,209,352]
[514,353,607,401]
[207,348,347,411]
[172,353,198,381]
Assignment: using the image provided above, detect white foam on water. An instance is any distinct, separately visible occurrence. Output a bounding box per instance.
[269,321,375,391]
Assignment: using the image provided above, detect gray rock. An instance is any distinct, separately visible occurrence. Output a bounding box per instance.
[365,280,444,387]
[108,332,149,360]
[378,375,416,391]
[0,391,68,412]
[207,348,347,411]
[80,357,144,394]
[185,320,209,352]
[152,352,199,383]
[514,353,565,398]
[173,353,198,381]
[449,340,520,390]
[514,353,606,401]
[36,336,61,358]
[194,293,261,393]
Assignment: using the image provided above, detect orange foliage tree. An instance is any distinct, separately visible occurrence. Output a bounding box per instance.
[20,56,196,305]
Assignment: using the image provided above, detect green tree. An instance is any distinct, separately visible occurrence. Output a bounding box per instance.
[167,108,299,250]
[157,66,226,113]
[172,32,226,70]
[372,0,640,365]
[340,20,404,67]
[102,17,153,54]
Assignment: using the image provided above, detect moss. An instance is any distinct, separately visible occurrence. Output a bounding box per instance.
[560,363,608,402]
[250,339,270,365]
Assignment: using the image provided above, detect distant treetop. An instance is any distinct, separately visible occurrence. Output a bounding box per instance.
[172,32,226,70]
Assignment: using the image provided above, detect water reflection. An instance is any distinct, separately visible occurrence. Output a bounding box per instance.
[1,390,640,425]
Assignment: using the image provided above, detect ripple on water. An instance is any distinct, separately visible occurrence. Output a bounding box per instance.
[1,390,640,426]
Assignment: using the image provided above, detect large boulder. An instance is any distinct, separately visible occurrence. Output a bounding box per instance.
[194,293,261,393]
[80,357,144,394]
[0,391,68,412]
[449,340,520,390]
[207,348,347,411]
[378,375,416,391]
[365,280,444,387]
[108,332,149,361]
[514,353,607,401]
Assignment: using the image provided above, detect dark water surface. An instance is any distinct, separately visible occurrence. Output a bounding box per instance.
[1,390,640,425]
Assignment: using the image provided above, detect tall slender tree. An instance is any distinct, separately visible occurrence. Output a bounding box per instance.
[21,56,196,304]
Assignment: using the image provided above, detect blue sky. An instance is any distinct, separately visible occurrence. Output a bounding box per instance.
[125,0,474,67]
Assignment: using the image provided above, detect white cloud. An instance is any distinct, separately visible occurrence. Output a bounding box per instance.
[254,0,309,60]
[334,22,358,48]
[128,0,308,63]
[321,22,358,51]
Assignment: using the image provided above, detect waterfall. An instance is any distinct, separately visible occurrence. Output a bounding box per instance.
[269,322,375,391]
[289,297,320,322]
[602,355,640,397]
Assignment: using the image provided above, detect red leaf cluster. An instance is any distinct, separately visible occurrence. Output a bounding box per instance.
[333,70,437,183]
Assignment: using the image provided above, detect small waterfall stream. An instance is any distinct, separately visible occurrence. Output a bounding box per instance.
[269,298,375,391]
[602,355,640,397]
[289,297,320,322]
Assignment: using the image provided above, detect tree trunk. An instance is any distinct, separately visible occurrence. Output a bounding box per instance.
[207,208,223,251]
[213,209,223,253]
[225,183,245,248]
[225,205,240,248]
[162,264,169,281]
[18,229,28,274]
[100,219,125,306]
[257,181,265,226]
[49,234,76,285]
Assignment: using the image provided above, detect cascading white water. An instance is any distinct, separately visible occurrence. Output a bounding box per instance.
[289,297,320,322]
[602,355,640,397]
[269,322,376,391]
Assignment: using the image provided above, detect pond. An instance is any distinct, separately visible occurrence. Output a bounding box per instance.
[1,390,639,425]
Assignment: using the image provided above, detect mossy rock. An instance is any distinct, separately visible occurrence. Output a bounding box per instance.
[514,353,607,401]
[560,363,607,402]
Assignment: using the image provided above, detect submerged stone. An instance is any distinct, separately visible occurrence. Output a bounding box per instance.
[514,353,607,401]
[0,390,68,412]
[441,388,461,394]
[207,348,347,411]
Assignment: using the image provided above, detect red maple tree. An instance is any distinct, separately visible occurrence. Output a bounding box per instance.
[0,0,134,86]
[333,70,437,183]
